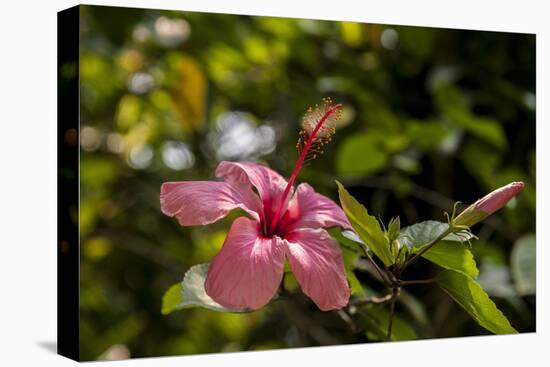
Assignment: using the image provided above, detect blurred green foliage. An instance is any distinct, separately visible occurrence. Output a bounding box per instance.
[76,5,535,361]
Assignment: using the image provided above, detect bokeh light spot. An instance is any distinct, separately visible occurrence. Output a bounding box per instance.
[381,28,399,50]
[128,72,155,94]
[161,141,195,170]
[128,143,153,169]
[81,126,101,152]
[154,16,191,47]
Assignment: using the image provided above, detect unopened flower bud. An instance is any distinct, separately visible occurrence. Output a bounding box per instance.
[453,182,524,227]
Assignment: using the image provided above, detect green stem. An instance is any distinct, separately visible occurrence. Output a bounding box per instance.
[397,277,437,286]
[361,245,393,287]
[399,227,452,275]
[387,287,399,341]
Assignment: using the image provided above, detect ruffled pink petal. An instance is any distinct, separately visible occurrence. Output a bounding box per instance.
[205,217,286,310]
[215,161,288,218]
[280,183,352,232]
[284,228,351,311]
[160,181,261,226]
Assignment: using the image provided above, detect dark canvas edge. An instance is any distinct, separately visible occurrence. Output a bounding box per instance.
[57,4,80,362]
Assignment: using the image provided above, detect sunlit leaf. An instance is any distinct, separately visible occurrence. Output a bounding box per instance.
[337,182,394,266]
[421,241,479,278]
[436,269,517,334]
[161,283,183,315]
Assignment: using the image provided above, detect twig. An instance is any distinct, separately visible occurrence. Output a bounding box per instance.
[387,287,399,341]
[360,245,393,287]
[348,293,393,307]
[397,277,437,286]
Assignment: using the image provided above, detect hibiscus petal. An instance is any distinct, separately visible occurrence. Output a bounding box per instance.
[205,217,286,310]
[281,183,352,232]
[285,228,351,311]
[215,161,288,211]
[160,181,261,226]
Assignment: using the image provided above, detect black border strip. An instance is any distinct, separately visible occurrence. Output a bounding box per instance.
[57,5,80,361]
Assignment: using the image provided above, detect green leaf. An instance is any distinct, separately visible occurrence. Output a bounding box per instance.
[361,305,418,341]
[329,228,366,296]
[511,234,536,296]
[162,263,247,314]
[336,134,388,177]
[451,112,507,149]
[434,84,468,113]
[181,263,246,312]
[435,85,507,149]
[341,245,359,270]
[436,269,517,334]
[327,227,364,253]
[399,220,473,249]
[347,270,366,296]
[342,230,366,247]
[405,119,450,151]
[460,140,502,185]
[336,181,394,266]
[421,241,479,278]
[161,283,183,315]
[387,216,401,243]
[284,259,292,273]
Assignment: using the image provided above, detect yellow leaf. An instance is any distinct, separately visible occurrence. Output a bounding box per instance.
[341,22,363,47]
[171,55,207,132]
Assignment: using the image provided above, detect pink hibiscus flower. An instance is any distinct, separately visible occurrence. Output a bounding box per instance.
[160,99,352,311]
